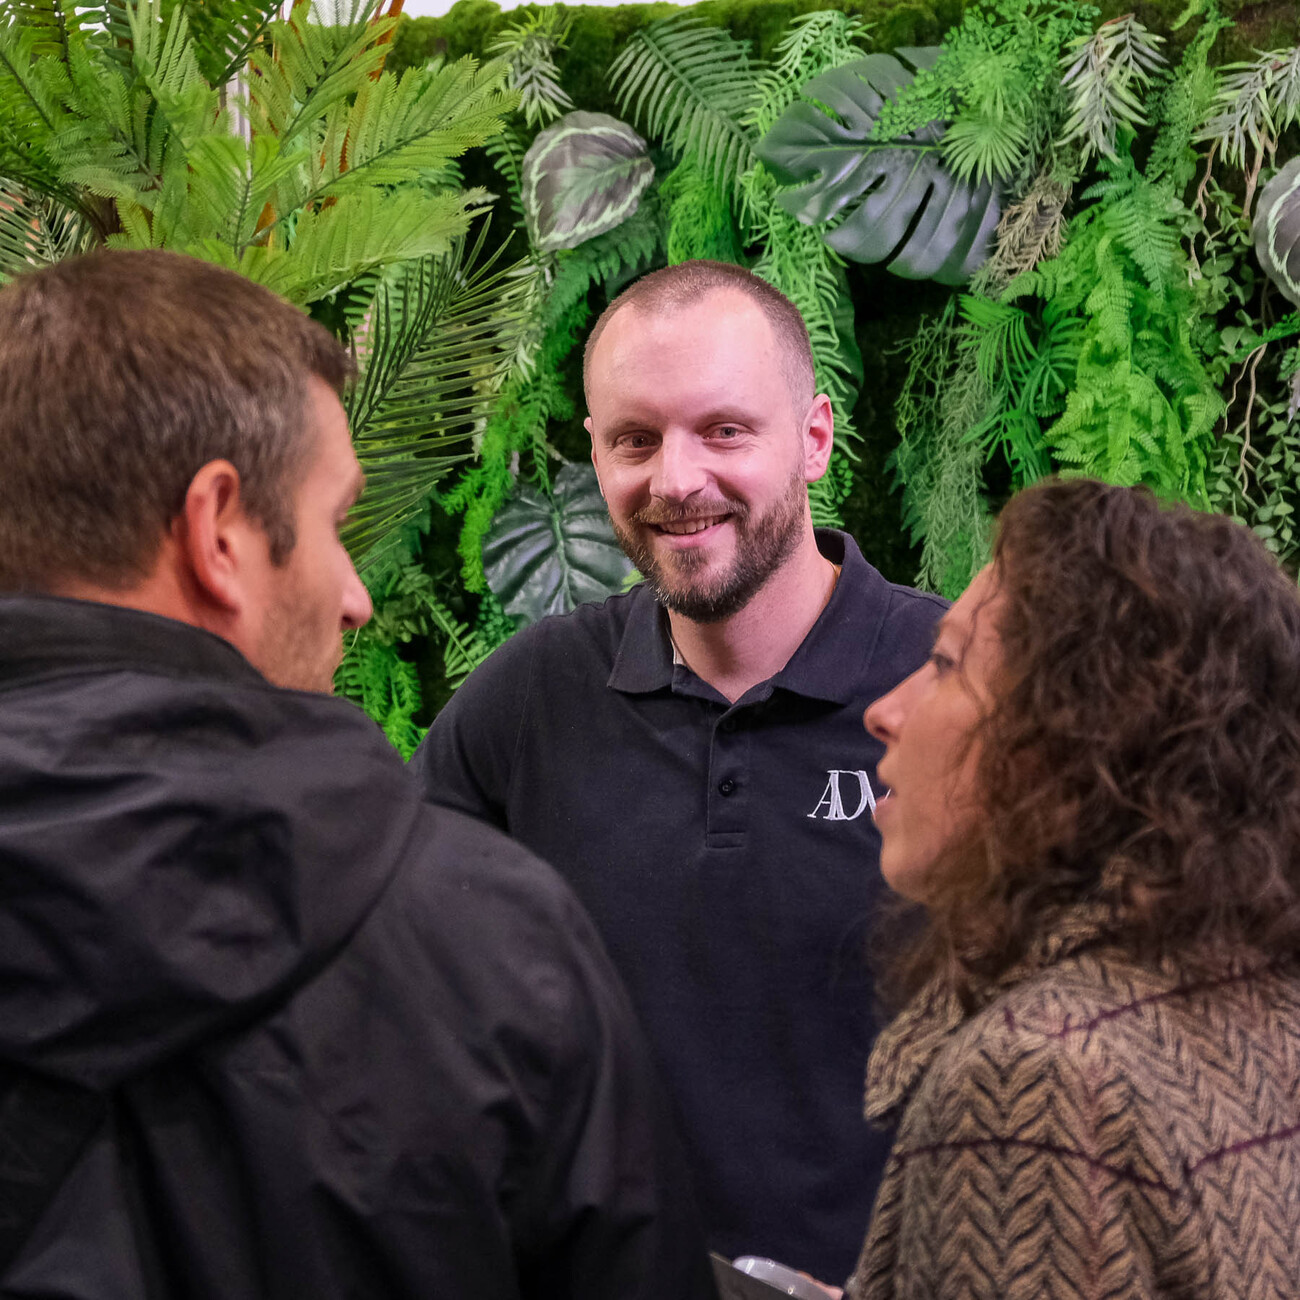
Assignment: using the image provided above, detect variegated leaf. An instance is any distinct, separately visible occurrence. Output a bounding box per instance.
[1254,156,1300,309]
[521,110,654,252]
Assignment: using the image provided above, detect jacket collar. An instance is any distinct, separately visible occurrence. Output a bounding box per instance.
[864,902,1117,1125]
[607,529,889,704]
[0,594,266,690]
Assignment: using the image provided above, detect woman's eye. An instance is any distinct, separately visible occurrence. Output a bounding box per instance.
[928,651,955,675]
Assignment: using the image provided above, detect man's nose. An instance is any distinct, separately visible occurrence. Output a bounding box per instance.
[342,565,372,630]
[651,434,708,502]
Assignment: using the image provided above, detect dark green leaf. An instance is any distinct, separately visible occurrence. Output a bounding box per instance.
[756,51,1000,285]
[483,463,635,625]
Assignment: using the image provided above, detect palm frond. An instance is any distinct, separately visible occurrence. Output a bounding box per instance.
[283,54,512,211]
[180,130,307,252]
[181,0,283,89]
[0,176,93,281]
[126,0,218,150]
[232,186,489,304]
[609,13,756,196]
[344,230,534,572]
[0,17,65,148]
[243,0,391,144]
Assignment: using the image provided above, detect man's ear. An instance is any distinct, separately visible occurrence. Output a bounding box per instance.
[171,459,260,615]
[802,395,835,483]
[586,416,606,499]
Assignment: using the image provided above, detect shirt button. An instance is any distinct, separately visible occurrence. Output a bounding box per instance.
[718,779,736,796]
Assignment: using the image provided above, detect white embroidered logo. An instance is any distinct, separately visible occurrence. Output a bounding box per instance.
[807,770,876,821]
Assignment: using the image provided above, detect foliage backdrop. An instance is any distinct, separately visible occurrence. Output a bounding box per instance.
[3,0,1297,751]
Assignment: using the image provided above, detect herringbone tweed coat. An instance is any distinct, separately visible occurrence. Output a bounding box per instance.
[847,911,1300,1299]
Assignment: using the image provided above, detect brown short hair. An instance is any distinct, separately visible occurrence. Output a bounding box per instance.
[582,260,816,411]
[0,250,353,592]
[890,479,1300,1005]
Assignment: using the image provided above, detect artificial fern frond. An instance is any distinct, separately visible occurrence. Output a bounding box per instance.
[233,186,489,304]
[56,44,169,207]
[484,123,527,227]
[180,0,283,90]
[126,0,218,151]
[0,17,66,156]
[345,229,533,572]
[982,171,1068,291]
[609,13,756,196]
[488,8,573,129]
[288,55,512,211]
[1198,46,1300,170]
[243,0,391,144]
[180,131,307,252]
[1060,14,1166,162]
[746,9,870,135]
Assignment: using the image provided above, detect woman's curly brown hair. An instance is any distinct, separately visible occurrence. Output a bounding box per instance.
[892,478,1300,1006]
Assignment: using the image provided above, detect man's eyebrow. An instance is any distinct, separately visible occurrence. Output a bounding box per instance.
[600,416,653,439]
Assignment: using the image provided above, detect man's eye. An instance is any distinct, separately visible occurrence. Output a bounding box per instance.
[712,425,742,439]
[620,433,653,450]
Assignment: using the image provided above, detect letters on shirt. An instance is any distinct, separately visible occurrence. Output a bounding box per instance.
[807,770,876,821]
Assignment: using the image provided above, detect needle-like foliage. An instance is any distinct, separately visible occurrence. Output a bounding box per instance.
[609,13,757,198]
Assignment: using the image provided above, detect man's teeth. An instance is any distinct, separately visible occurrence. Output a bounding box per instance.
[658,516,724,535]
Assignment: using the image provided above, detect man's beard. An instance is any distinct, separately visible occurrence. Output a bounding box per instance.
[255,585,343,694]
[611,470,807,624]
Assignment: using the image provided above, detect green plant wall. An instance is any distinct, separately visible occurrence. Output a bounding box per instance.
[365,0,1299,746]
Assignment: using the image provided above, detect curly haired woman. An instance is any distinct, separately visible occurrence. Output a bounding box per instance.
[848,478,1300,1300]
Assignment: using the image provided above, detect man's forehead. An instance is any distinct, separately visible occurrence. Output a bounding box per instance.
[599,288,772,356]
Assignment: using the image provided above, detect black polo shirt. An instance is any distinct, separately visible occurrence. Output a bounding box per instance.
[412,530,945,1284]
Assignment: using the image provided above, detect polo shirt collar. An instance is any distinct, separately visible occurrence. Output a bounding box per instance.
[606,529,891,705]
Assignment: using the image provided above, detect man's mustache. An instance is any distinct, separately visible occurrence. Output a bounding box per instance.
[631,499,749,527]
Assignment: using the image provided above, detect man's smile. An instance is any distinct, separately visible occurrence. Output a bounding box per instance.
[653,514,730,536]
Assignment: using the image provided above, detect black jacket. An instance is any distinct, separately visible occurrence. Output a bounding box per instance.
[0,596,717,1299]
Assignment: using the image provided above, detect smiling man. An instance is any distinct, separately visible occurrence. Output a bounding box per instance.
[414,260,946,1282]
[0,250,715,1299]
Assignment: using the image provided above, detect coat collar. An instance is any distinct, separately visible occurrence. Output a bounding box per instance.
[865,902,1118,1124]
[0,594,265,689]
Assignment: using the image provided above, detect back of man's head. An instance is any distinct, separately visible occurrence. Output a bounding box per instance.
[0,250,352,594]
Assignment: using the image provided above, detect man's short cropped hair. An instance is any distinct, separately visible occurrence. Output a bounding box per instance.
[582,260,817,411]
[0,250,353,593]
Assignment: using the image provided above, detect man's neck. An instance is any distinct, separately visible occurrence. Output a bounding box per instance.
[667,535,838,704]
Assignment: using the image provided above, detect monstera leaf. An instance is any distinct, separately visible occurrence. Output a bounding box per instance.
[484,463,636,625]
[1254,156,1300,309]
[756,49,1000,285]
[521,111,655,252]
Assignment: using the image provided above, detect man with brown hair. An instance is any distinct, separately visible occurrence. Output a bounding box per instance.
[415,260,945,1282]
[0,250,715,1299]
